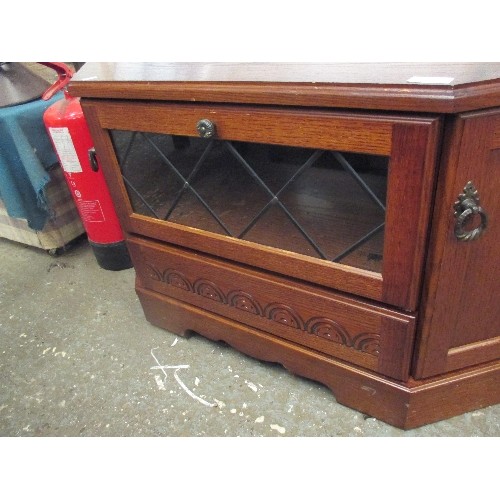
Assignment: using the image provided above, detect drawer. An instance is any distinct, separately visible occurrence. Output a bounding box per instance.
[127,236,416,381]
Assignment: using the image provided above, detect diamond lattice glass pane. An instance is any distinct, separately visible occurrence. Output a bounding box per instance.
[110,130,389,274]
[167,188,231,235]
[175,141,272,235]
[339,229,385,273]
[276,150,387,267]
[110,131,186,218]
[235,142,313,193]
[243,203,321,258]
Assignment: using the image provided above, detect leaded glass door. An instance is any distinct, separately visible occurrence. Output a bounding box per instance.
[111,131,388,272]
[84,101,440,310]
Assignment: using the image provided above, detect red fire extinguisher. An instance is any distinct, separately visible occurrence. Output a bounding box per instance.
[40,62,131,271]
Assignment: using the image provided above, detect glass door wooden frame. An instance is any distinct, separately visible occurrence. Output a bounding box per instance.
[82,100,441,311]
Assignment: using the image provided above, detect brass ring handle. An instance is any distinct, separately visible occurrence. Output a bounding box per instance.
[454,181,488,242]
[454,204,488,241]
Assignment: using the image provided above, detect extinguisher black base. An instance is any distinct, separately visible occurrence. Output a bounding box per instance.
[89,239,132,271]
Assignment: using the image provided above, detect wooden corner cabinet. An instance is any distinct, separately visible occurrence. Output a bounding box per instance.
[69,63,500,429]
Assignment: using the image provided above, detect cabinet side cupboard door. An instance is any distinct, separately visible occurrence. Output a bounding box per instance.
[415,109,500,378]
[82,100,441,311]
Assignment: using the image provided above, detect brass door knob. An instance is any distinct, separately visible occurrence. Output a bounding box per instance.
[196,119,216,138]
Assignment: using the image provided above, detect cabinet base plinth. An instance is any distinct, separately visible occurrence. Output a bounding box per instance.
[136,285,500,430]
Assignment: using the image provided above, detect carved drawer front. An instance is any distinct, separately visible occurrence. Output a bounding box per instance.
[127,236,416,381]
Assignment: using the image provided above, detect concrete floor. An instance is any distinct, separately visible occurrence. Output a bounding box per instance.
[1,236,499,437]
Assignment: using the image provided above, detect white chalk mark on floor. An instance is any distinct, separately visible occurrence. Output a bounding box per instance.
[245,380,258,392]
[270,424,286,434]
[154,375,166,390]
[150,348,217,407]
[171,338,178,347]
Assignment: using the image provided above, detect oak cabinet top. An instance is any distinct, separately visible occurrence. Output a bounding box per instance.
[69,62,500,113]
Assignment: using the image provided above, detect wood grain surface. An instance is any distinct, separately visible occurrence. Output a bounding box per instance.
[128,236,416,380]
[77,64,500,427]
[415,109,500,378]
[69,62,500,113]
[83,100,440,310]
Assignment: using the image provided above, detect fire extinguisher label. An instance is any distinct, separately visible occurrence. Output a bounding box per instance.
[78,200,106,223]
[48,127,83,173]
